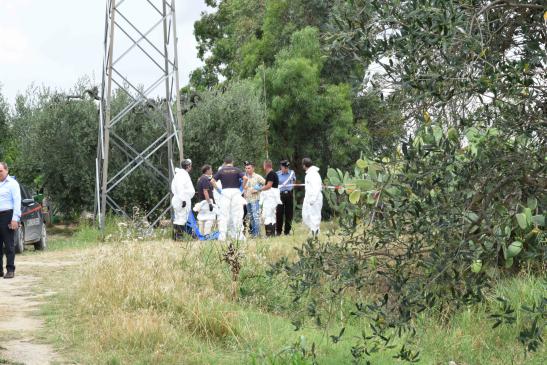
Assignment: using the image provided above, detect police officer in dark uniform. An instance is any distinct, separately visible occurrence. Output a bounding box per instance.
[276,160,296,235]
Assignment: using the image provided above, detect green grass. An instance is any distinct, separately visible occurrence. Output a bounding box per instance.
[37,223,545,364]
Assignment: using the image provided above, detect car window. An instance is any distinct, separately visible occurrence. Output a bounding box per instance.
[20,185,32,200]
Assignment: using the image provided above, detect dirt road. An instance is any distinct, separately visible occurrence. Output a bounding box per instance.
[0,250,79,365]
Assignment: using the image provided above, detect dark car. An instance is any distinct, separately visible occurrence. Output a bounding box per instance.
[14,184,47,253]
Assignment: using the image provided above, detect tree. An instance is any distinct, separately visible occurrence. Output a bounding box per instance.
[261,27,361,170]
[183,80,268,174]
[8,80,176,218]
[326,0,546,135]
[267,1,547,361]
[0,85,12,162]
[275,124,545,363]
[192,1,406,169]
[10,84,98,216]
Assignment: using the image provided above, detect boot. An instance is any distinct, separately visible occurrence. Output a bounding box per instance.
[173,224,184,241]
[265,224,274,237]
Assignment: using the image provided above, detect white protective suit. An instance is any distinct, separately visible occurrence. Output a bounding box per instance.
[217,188,246,241]
[193,200,219,235]
[171,168,195,225]
[260,187,282,225]
[302,166,323,233]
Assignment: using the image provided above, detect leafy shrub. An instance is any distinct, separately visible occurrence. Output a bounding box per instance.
[273,124,545,362]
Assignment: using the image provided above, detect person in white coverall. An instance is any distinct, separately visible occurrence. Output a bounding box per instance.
[194,164,218,235]
[257,160,281,237]
[211,157,248,241]
[302,157,322,238]
[193,200,218,235]
[171,159,195,240]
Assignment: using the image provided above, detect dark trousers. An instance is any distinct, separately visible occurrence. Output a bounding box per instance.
[0,211,16,272]
[276,191,294,235]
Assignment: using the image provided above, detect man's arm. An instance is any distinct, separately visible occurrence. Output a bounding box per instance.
[260,181,273,191]
[210,178,221,192]
[10,181,21,229]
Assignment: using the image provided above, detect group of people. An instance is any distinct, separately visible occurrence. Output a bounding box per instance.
[171,156,323,241]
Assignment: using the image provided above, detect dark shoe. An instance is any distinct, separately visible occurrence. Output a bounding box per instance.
[4,271,14,279]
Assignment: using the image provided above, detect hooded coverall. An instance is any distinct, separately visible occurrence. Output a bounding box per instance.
[302,166,323,234]
[171,167,195,227]
[260,188,281,225]
[213,166,246,241]
[193,200,218,235]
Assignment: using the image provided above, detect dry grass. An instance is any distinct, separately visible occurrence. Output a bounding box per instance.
[40,223,546,364]
[43,225,329,364]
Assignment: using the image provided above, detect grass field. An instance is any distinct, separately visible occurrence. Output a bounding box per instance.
[36,223,545,364]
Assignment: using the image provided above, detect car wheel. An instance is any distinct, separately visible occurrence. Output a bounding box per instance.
[34,224,47,251]
[15,228,25,254]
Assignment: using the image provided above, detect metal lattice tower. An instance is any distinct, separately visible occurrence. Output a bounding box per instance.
[96,0,184,230]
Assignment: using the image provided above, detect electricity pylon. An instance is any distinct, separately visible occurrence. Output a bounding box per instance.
[96,0,184,230]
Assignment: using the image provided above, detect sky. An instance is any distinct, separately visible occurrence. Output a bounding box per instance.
[0,0,209,105]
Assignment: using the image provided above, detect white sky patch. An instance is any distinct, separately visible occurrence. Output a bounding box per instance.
[0,0,208,104]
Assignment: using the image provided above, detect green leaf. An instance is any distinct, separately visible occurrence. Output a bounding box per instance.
[327,168,341,186]
[506,241,523,259]
[355,179,374,191]
[466,212,480,223]
[504,257,514,269]
[447,127,459,143]
[349,190,361,204]
[356,159,367,170]
[431,125,443,143]
[471,259,482,273]
[531,215,545,227]
[368,166,378,181]
[527,197,537,210]
[515,213,528,229]
[385,187,400,197]
[465,127,479,141]
[343,171,350,184]
[523,208,532,224]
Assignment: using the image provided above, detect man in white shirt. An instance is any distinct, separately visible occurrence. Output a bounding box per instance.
[0,162,21,279]
[302,157,322,238]
[171,159,195,240]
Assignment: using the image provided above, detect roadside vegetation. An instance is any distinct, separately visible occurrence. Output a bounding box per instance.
[36,221,545,365]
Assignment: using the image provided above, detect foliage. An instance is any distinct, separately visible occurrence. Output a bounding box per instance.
[9,84,97,215]
[0,85,15,163]
[260,26,369,170]
[326,0,546,134]
[274,123,545,362]
[183,80,268,174]
[192,1,405,171]
[7,81,177,218]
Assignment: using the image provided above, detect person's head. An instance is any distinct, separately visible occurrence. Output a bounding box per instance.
[223,156,234,166]
[181,158,192,172]
[263,160,273,172]
[302,157,312,171]
[201,164,212,176]
[280,160,290,173]
[244,161,254,175]
[0,162,8,181]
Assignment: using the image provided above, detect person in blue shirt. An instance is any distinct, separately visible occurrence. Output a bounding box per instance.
[0,162,21,279]
[276,160,296,235]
